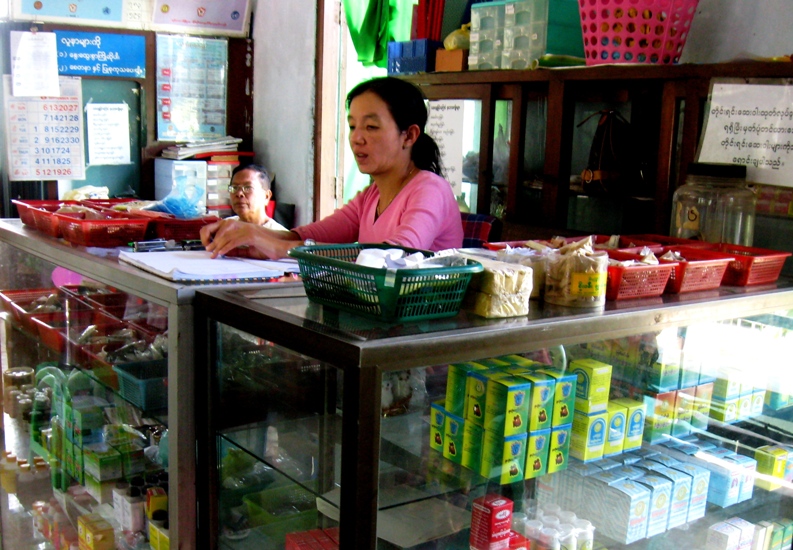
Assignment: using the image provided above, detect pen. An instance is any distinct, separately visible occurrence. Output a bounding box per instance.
[132,239,206,252]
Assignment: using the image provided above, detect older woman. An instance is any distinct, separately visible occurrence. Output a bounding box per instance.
[200,76,463,258]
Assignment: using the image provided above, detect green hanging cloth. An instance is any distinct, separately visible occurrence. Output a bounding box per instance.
[343,0,417,68]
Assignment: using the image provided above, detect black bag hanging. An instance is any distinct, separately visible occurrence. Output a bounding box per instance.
[578,109,643,196]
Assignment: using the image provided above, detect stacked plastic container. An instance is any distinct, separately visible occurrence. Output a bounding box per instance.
[470,0,551,70]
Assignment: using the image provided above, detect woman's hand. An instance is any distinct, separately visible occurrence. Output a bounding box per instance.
[199,219,299,259]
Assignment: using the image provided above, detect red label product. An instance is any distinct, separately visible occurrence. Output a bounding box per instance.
[470,494,514,550]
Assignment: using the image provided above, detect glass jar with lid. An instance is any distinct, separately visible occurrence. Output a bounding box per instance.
[670,163,756,246]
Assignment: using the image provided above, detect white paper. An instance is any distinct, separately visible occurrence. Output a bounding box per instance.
[427,100,466,196]
[698,82,793,188]
[118,250,298,282]
[86,103,131,165]
[10,31,60,97]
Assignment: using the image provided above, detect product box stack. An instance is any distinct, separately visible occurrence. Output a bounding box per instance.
[469,1,506,70]
[205,161,235,218]
[501,0,549,70]
[431,355,575,486]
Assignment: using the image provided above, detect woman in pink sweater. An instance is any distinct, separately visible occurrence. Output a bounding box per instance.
[200,76,463,259]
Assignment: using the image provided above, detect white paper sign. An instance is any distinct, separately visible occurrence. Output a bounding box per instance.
[10,31,60,97]
[86,103,130,165]
[427,100,465,196]
[4,75,86,181]
[698,82,793,187]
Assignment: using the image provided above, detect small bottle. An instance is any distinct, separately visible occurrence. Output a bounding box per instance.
[524,519,544,542]
[558,510,577,525]
[542,514,560,530]
[113,481,130,527]
[573,519,595,550]
[538,527,561,550]
[557,523,577,550]
[542,503,562,516]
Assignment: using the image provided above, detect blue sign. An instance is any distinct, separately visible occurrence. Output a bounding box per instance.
[55,31,146,78]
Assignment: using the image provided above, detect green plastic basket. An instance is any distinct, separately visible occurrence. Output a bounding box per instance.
[288,244,482,322]
[243,482,318,529]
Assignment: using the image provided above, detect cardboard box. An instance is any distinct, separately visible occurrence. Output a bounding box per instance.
[610,397,645,451]
[485,376,533,436]
[470,494,513,550]
[724,454,756,503]
[670,462,710,522]
[517,372,554,431]
[481,431,527,485]
[755,445,788,491]
[710,397,739,424]
[725,517,756,550]
[570,410,607,462]
[435,48,469,72]
[537,368,576,427]
[524,429,550,479]
[604,402,627,457]
[652,466,692,530]
[445,362,489,416]
[635,474,672,537]
[547,424,572,474]
[462,421,485,473]
[692,382,714,430]
[643,391,676,443]
[467,370,509,427]
[82,443,122,481]
[569,358,612,411]
[706,522,742,550]
[672,386,696,437]
[589,479,650,545]
[429,401,445,452]
[443,411,465,464]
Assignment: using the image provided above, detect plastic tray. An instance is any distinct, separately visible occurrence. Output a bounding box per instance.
[112,360,168,410]
[288,244,483,322]
[624,234,714,249]
[11,200,77,229]
[659,247,734,294]
[145,215,220,241]
[60,284,128,318]
[33,204,93,238]
[243,482,318,528]
[31,309,121,354]
[0,288,89,332]
[605,250,678,300]
[703,244,792,286]
[56,211,149,247]
[484,234,660,251]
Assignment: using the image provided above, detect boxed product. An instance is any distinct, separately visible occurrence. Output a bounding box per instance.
[757,521,781,550]
[709,397,739,424]
[569,358,612,412]
[604,402,627,457]
[113,441,146,477]
[443,411,465,464]
[637,333,681,392]
[672,386,696,437]
[754,445,788,491]
[467,370,510,427]
[642,390,676,444]
[706,522,741,550]
[609,398,646,451]
[82,443,122,481]
[470,494,513,550]
[635,474,672,537]
[481,431,527,485]
[445,362,489,416]
[671,462,710,522]
[429,401,445,452]
[692,382,714,430]
[570,409,607,462]
[536,368,576,427]
[589,479,650,545]
[517,372,554,431]
[751,389,766,417]
[485,375,533,436]
[546,424,572,474]
[697,452,741,507]
[524,429,550,479]
[724,517,756,550]
[723,454,756,503]
[652,466,692,530]
[462,421,485,473]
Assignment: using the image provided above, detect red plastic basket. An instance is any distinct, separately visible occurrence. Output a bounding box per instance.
[11,200,76,228]
[485,235,659,251]
[31,309,121,354]
[624,234,714,249]
[705,244,792,286]
[56,211,149,247]
[0,288,89,332]
[146,215,220,241]
[606,250,677,300]
[659,247,734,293]
[578,0,700,65]
[60,284,128,318]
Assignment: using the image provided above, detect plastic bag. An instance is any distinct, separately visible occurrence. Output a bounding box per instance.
[149,173,206,218]
[443,23,471,51]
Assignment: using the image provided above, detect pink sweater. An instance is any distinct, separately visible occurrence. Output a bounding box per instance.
[294,170,463,251]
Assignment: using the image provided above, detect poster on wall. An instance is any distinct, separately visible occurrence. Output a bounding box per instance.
[151,0,250,36]
[426,100,465,197]
[10,31,60,97]
[86,103,131,165]
[13,0,148,27]
[55,30,146,78]
[156,34,228,142]
[698,82,793,188]
[4,76,86,181]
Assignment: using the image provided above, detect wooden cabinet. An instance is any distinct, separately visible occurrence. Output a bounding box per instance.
[406,62,793,240]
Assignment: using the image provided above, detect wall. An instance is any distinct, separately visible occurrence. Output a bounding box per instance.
[251,0,317,227]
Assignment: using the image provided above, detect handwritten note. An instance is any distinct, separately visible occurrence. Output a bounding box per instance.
[87,103,130,165]
[427,100,465,196]
[698,82,793,188]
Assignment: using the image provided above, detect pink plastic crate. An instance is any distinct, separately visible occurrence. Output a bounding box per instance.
[606,250,677,300]
[660,247,734,294]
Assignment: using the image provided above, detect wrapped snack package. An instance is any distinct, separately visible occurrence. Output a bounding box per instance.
[457,254,533,318]
[544,236,608,308]
[473,290,530,318]
[495,247,553,299]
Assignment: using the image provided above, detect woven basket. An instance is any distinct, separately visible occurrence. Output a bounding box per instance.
[578,0,699,65]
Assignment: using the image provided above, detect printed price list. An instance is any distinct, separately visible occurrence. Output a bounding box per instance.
[4,76,85,181]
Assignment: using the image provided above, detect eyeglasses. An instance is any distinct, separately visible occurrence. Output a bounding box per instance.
[228,185,257,194]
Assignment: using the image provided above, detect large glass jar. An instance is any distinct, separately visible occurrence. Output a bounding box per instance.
[670,163,757,246]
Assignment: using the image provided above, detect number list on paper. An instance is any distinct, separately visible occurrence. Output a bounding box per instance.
[3,76,86,181]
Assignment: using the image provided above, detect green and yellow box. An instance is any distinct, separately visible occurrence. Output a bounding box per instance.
[604,402,627,457]
[547,424,572,474]
[445,362,488,417]
[672,386,696,437]
[774,518,793,550]
[755,445,789,491]
[113,442,146,477]
[466,370,509,427]
[536,368,576,427]
[752,389,766,417]
[691,382,713,430]
[462,422,484,473]
[571,410,607,462]
[643,390,676,443]
[82,442,122,481]
[610,397,645,451]
[484,375,532,436]
[524,429,550,479]
[713,368,742,401]
[709,397,739,424]
[429,401,445,452]
[765,390,792,411]
[570,358,612,413]
[498,354,540,369]
[442,411,465,464]
[476,357,512,370]
[760,520,782,550]
[517,372,555,432]
[480,430,527,485]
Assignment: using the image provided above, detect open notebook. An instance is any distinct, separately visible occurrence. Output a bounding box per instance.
[118,250,300,283]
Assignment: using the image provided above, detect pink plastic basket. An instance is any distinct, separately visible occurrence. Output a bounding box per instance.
[578,0,700,65]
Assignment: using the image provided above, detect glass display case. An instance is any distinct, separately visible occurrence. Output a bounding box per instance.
[195,281,793,549]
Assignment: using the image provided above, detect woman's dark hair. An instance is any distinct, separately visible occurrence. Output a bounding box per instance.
[232,163,272,190]
[346,76,443,176]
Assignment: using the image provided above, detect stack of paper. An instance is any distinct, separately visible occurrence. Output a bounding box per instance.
[160,136,243,160]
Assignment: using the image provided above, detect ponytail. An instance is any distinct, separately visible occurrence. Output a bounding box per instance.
[412,133,443,176]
